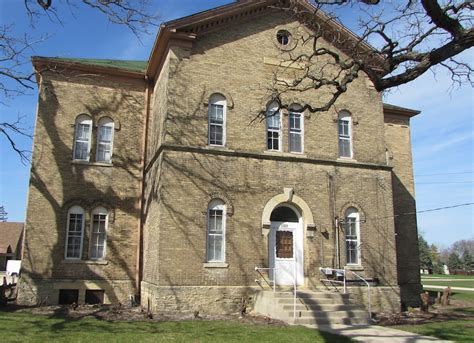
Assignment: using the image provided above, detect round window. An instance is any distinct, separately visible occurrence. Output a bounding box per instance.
[276,30,291,46]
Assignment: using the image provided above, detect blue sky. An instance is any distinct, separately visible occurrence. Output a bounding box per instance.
[0,0,472,249]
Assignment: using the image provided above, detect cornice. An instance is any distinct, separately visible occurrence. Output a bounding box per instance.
[145,143,392,175]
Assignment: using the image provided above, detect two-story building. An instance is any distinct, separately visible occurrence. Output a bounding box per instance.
[19,0,421,314]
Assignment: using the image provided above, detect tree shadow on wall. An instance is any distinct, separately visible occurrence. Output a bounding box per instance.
[22,71,144,307]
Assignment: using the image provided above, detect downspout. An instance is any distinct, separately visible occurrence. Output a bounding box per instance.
[136,74,152,297]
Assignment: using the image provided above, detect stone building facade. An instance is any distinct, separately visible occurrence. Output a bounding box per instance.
[19,0,421,312]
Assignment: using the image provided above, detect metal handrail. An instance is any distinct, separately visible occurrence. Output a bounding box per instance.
[319,267,372,319]
[255,267,276,292]
[346,269,372,319]
[319,267,347,293]
[255,265,297,320]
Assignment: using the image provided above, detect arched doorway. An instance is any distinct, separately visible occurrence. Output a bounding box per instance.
[268,204,304,286]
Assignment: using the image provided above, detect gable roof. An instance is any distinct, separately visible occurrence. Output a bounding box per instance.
[147,0,385,79]
[0,222,23,255]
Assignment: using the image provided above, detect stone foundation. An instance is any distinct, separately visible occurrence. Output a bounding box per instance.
[141,281,259,315]
[16,276,135,306]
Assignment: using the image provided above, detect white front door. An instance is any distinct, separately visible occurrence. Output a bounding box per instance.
[269,221,304,286]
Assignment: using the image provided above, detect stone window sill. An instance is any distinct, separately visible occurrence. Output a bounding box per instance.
[62,259,108,265]
[264,150,307,158]
[337,157,357,163]
[203,262,228,269]
[345,265,364,271]
[206,145,232,152]
[71,160,113,167]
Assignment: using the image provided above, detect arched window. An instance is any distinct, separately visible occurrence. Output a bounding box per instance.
[73,115,92,161]
[90,207,108,260]
[65,206,85,259]
[96,117,114,163]
[208,94,226,146]
[289,104,303,153]
[206,199,226,262]
[344,207,360,265]
[266,101,281,151]
[338,111,352,158]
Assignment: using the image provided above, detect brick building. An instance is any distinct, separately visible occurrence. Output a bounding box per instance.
[19,0,422,313]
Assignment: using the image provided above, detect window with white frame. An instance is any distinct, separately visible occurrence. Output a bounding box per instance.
[338,111,352,158]
[96,117,114,163]
[266,101,281,151]
[344,207,360,265]
[289,104,303,153]
[73,115,93,161]
[90,207,108,260]
[206,199,226,262]
[208,94,226,146]
[65,206,85,259]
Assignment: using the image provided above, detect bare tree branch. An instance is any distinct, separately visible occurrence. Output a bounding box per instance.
[1,0,159,162]
[268,0,473,113]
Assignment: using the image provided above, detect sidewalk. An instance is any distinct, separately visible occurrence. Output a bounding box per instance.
[313,324,453,342]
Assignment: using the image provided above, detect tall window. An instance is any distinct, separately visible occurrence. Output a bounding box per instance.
[207,199,226,262]
[73,115,93,161]
[208,94,226,146]
[65,206,85,259]
[90,207,108,260]
[289,104,303,153]
[338,111,352,158]
[344,207,360,265]
[266,101,281,151]
[96,117,114,163]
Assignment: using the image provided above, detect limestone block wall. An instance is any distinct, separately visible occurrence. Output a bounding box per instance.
[19,69,145,305]
[141,282,258,315]
[140,149,400,314]
[163,11,386,166]
[384,113,422,308]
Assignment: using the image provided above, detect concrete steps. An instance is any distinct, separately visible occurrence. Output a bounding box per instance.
[253,289,371,327]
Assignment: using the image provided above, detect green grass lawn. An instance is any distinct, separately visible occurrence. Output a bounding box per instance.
[422,280,474,288]
[450,292,474,301]
[421,274,474,280]
[394,320,474,342]
[421,274,474,300]
[394,307,474,342]
[0,311,351,343]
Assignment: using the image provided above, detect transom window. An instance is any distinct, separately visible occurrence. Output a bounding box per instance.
[90,207,108,260]
[206,199,226,262]
[73,115,92,161]
[266,101,281,151]
[338,111,352,158]
[208,94,226,146]
[65,206,85,259]
[96,118,114,163]
[344,207,360,265]
[289,105,303,153]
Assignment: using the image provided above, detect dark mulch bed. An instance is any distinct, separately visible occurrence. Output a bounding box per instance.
[0,303,287,327]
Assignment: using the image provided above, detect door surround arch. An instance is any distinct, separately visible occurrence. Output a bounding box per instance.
[261,188,315,236]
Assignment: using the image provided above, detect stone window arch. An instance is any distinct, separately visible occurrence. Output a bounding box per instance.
[73,114,93,161]
[208,93,227,146]
[96,117,114,163]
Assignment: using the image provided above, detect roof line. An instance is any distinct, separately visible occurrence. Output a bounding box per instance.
[31,56,146,80]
